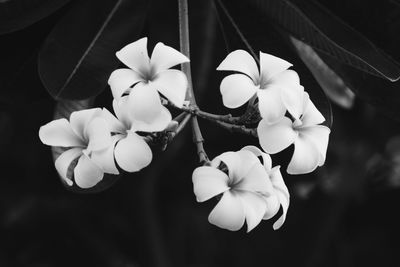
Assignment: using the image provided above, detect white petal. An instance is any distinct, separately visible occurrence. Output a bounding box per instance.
[74,154,104,189]
[112,97,132,129]
[192,166,230,202]
[208,191,245,231]
[216,150,259,183]
[85,117,112,152]
[257,117,297,154]
[257,86,286,124]
[235,162,274,196]
[217,50,260,83]
[128,83,171,132]
[70,108,102,138]
[241,145,272,171]
[114,131,152,172]
[301,92,325,127]
[259,52,292,82]
[287,133,320,175]
[151,69,188,107]
[54,147,82,186]
[108,68,144,99]
[220,74,257,108]
[150,42,189,74]
[101,108,126,134]
[91,135,123,175]
[263,194,280,220]
[39,119,85,147]
[269,166,289,230]
[300,125,330,166]
[237,191,267,232]
[116,37,150,76]
[267,69,300,88]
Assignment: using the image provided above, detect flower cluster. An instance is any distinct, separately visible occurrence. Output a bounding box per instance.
[39,37,330,233]
[39,37,189,188]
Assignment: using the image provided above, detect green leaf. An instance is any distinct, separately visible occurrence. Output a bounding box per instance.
[0,0,72,34]
[38,0,149,100]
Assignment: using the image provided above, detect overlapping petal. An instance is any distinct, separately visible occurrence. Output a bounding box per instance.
[208,191,245,231]
[152,69,188,107]
[54,147,82,186]
[112,97,132,129]
[70,108,102,139]
[301,92,325,127]
[101,108,126,134]
[241,145,272,170]
[235,163,273,196]
[39,119,84,147]
[74,154,104,189]
[85,117,112,152]
[216,150,259,183]
[217,49,260,83]
[192,166,230,202]
[301,125,331,166]
[269,167,289,230]
[108,68,144,99]
[238,191,268,232]
[259,52,292,82]
[150,42,189,74]
[287,133,320,175]
[220,74,258,108]
[91,135,122,175]
[257,86,286,123]
[116,37,150,76]
[114,131,152,172]
[257,117,297,154]
[128,82,171,132]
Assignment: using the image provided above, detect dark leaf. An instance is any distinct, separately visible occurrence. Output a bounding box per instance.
[0,0,71,34]
[38,0,149,100]
[218,0,400,82]
[215,0,333,128]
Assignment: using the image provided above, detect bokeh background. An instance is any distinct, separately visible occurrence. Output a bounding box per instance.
[1,0,400,266]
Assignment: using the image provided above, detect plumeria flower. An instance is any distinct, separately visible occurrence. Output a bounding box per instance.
[258,92,331,174]
[100,97,153,173]
[39,108,118,188]
[217,50,304,123]
[192,146,289,232]
[108,37,189,132]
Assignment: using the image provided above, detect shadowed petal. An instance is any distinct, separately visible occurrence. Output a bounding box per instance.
[301,92,325,127]
[257,86,286,124]
[217,50,260,83]
[269,166,289,230]
[55,147,82,186]
[220,74,257,108]
[287,133,320,175]
[108,68,144,99]
[112,97,132,129]
[39,118,85,147]
[74,154,104,189]
[91,135,123,175]
[192,166,230,202]
[116,37,150,76]
[152,69,188,107]
[237,191,267,232]
[85,117,112,152]
[114,131,152,172]
[208,191,245,231]
[128,83,171,132]
[280,84,305,121]
[216,150,259,184]
[235,163,273,196]
[301,125,330,166]
[241,145,272,171]
[150,42,189,74]
[101,108,126,134]
[70,108,102,138]
[260,52,292,82]
[263,194,280,220]
[257,117,297,154]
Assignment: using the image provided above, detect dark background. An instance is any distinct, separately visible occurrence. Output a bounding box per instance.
[1,0,400,266]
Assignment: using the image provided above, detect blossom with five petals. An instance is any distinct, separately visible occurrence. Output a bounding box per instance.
[192,146,289,232]
[217,50,304,123]
[257,92,331,174]
[101,97,153,173]
[108,37,189,132]
[39,108,118,188]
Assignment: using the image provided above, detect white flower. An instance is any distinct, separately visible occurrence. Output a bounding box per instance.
[192,146,289,232]
[108,37,189,132]
[217,50,304,123]
[39,108,118,188]
[101,97,153,173]
[257,92,331,175]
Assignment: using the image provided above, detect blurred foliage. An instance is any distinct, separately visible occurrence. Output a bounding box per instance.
[1,0,400,266]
